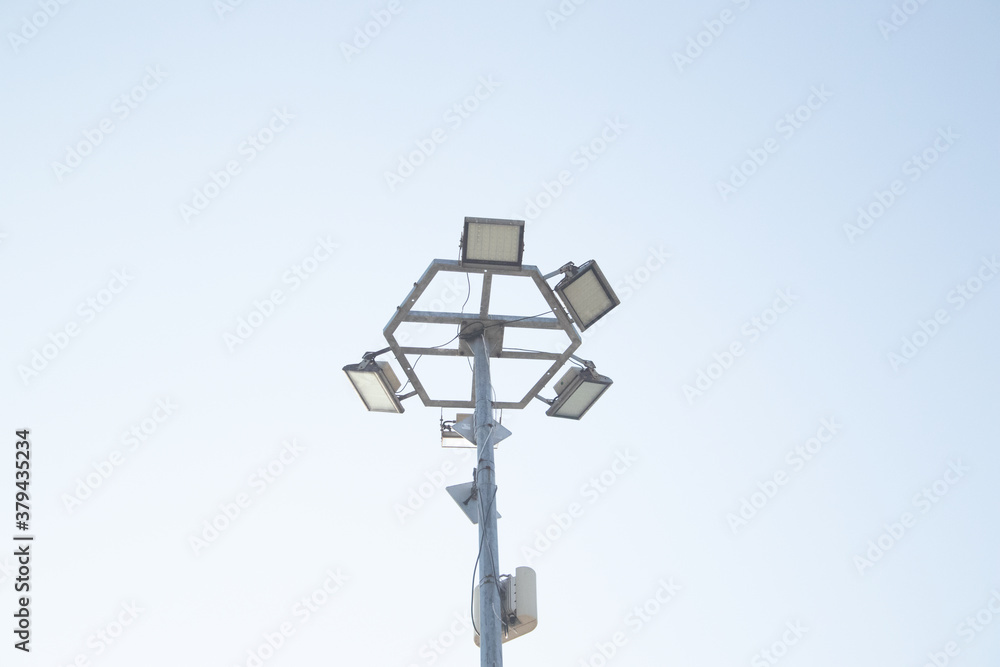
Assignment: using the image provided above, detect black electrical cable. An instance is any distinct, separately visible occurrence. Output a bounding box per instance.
[471,483,500,634]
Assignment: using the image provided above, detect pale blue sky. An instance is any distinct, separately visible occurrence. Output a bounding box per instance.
[1,1,999,666]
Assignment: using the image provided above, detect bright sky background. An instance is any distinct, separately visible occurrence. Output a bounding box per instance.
[1,1,999,666]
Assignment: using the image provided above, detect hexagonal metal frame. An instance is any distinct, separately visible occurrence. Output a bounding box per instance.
[382,259,582,409]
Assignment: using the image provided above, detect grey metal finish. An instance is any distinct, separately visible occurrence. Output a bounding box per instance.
[399,347,563,361]
[454,415,511,446]
[382,258,582,409]
[479,272,493,318]
[469,334,503,667]
[404,311,562,329]
[445,481,501,524]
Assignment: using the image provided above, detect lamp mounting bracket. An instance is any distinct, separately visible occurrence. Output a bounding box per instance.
[382,259,582,409]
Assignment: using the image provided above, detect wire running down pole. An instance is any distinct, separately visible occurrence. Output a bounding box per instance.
[469,333,503,667]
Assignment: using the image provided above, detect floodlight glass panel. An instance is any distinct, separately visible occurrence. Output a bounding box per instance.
[555,260,620,330]
[550,382,607,418]
[343,362,404,413]
[546,368,612,420]
[462,217,524,267]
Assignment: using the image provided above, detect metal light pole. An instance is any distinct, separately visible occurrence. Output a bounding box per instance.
[344,217,620,667]
[469,332,502,667]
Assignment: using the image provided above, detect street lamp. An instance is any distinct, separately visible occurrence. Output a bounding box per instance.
[345,217,618,667]
[544,365,613,420]
[553,260,620,330]
[342,357,405,413]
[461,217,525,268]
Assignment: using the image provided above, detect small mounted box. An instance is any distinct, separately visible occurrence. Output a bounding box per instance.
[473,566,538,645]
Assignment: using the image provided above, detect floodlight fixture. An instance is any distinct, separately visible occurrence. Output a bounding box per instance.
[342,359,405,413]
[553,260,620,330]
[461,217,524,268]
[544,365,612,420]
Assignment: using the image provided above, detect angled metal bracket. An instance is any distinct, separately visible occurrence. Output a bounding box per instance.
[446,481,501,524]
